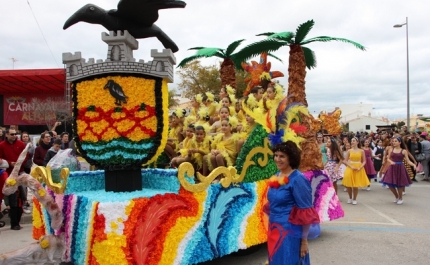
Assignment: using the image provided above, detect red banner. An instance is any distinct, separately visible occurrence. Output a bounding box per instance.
[3,93,69,125]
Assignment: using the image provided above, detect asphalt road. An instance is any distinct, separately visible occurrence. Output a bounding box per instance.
[1,176,430,265]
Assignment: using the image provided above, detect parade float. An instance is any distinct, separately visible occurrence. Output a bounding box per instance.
[0,2,369,264]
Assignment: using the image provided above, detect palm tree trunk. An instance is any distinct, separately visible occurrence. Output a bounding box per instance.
[287,45,323,171]
[220,58,236,89]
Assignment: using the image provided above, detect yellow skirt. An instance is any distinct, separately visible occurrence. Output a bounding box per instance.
[342,166,370,188]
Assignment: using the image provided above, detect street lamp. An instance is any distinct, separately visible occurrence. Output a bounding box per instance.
[393,17,409,132]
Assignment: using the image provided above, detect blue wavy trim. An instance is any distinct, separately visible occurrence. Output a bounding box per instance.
[81,140,154,151]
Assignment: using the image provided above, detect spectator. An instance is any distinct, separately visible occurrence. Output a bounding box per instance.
[4,184,27,230]
[0,129,5,142]
[60,132,70,150]
[43,139,62,166]
[419,132,430,181]
[33,132,52,166]
[0,128,29,175]
[20,132,34,174]
[0,160,9,211]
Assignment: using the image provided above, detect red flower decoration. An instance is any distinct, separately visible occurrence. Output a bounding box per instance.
[268,176,289,189]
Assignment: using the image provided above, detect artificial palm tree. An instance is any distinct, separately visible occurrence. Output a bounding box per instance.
[178,40,283,91]
[177,39,246,90]
[235,19,366,171]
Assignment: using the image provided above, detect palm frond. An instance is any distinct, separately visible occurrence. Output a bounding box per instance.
[194,47,226,56]
[232,39,287,69]
[256,32,277,37]
[268,31,294,41]
[294,20,315,44]
[188,47,208,50]
[268,53,283,63]
[177,52,222,68]
[302,47,317,70]
[301,36,366,50]
[225,39,245,57]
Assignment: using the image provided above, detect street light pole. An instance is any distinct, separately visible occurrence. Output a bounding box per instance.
[394,17,410,132]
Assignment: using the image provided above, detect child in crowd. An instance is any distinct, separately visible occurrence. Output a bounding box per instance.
[171,124,195,167]
[4,176,27,230]
[43,139,62,166]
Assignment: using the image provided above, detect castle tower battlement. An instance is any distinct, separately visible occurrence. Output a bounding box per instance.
[62,30,176,83]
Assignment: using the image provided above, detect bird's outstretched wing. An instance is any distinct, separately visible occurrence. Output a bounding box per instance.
[109,0,186,27]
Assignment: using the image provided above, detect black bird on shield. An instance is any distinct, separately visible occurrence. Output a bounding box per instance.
[104,80,128,106]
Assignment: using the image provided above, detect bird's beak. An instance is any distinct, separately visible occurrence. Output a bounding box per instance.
[63,12,81,29]
[157,0,186,10]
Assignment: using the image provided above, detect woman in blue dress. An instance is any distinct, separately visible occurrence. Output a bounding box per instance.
[265,141,320,265]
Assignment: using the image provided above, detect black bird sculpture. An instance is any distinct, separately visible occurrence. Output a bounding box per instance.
[63,0,186,53]
[104,80,128,106]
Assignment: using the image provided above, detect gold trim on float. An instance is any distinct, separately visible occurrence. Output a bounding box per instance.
[178,138,273,192]
[31,166,69,194]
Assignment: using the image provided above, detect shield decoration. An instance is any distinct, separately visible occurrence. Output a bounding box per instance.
[72,74,168,170]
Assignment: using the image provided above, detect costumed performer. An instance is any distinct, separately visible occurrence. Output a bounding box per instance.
[210,106,230,135]
[324,136,345,195]
[265,141,320,265]
[203,116,240,178]
[171,124,195,168]
[341,137,370,205]
[372,139,384,181]
[381,136,415,204]
[362,139,377,190]
[317,133,327,165]
[262,83,284,111]
[188,125,211,173]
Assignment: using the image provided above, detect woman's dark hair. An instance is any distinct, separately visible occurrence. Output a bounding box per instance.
[223,95,232,104]
[187,124,195,130]
[328,137,343,161]
[201,93,208,102]
[272,141,301,169]
[219,106,230,114]
[250,86,262,94]
[195,125,205,132]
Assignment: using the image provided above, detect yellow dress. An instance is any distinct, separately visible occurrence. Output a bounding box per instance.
[168,126,182,151]
[207,133,239,170]
[189,136,211,169]
[342,149,370,188]
[178,137,193,157]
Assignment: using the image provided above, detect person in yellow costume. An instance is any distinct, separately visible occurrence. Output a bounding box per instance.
[188,125,212,171]
[203,116,240,177]
[172,124,195,167]
[342,137,370,205]
[210,106,230,135]
[203,92,218,118]
[261,83,284,111]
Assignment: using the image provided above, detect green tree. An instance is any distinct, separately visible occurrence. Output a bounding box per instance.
[176,61,221,99]
[168,89,179,108]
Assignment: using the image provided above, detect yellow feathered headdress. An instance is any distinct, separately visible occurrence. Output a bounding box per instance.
[226,116,239,129]
[174,108,186,118]
[195,94,203,104]
[242,94,310,148]
[225,85,236,96]
[205,92,215,102]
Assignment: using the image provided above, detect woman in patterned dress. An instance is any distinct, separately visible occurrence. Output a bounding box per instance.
[324,137,344,194]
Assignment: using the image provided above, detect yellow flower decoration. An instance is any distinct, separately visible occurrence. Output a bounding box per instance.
[82,130,98,142]
[90,119,109,135]
[6,178,16,186]
[135,110,149,119]
[76,120,88,133]
[38,188,46,197]
[205,92,215,102]
[174,108,185,118]
[260,72,272,80]
[85,111,100,118]
[226,85,236,96]
[102,128,121,141]
[127,127,150,141]
[228,94,237,106]
[227,116,239,129]
[141,116,157,132]
[40,238,50,249]
[195,94,203,104]
[244,94,258,110]
[274,83,284,101]
[197,107,209,119]
[114,119,136,133]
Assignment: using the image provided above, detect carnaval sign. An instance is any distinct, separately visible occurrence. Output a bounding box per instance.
[3,94,69,125]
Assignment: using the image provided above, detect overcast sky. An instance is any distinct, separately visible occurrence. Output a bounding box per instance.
[1,0,429,120]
